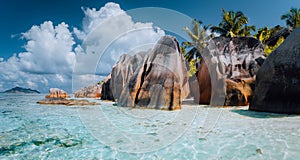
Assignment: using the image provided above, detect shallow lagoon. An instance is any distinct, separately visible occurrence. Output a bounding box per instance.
[0,94,299,159]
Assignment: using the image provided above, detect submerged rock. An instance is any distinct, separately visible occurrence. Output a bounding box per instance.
[194,36,265,106]
[249,27,300,114]
[118,36,190,110]
[74,84,101,98]
[45,88,70,99]
[37,98,99,106]
[40,88,98,106]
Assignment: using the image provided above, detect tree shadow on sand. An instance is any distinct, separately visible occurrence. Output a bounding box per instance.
[231,108,298,118]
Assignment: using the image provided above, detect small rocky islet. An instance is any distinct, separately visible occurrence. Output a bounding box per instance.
[3,86,40,94]
[37,88,99,106]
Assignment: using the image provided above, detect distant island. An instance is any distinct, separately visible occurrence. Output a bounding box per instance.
[3,86,40,94]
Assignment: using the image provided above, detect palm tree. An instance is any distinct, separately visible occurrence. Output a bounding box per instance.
[182,19,212,76]
[211,8,255,37]
[281,7,300,30]
[182,19,211,61]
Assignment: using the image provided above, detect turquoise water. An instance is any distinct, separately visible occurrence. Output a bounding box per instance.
[0,94,299,159]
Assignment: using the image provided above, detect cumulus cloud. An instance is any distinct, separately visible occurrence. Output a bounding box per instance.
[0,21,75,92]
[73,3,164,71]
[74,2,125,40]
[20,21,75,74]
[72,2,164,90]
[0,2,165,93]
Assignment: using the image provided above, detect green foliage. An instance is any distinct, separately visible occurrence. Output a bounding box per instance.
[180,45,186,55]
[254,25,285,56]
[264,36,285,56]
[97,81,104,85]
[281,7,300,30]
[188,58,199,77]
[182,46,201,62]
[211,8,255,37]
[254,26,283,43]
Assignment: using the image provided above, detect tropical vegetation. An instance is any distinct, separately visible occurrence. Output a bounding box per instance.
[254,25,285,55]
[181,7,299,75]
[210,8,255,37]
[182,19,211,61]
[182,19,211,76]
[182,7,300,59]
[281,7,300,30]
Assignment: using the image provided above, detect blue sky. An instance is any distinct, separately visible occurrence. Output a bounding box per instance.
[1,0,299,59]
[0,0,299,92]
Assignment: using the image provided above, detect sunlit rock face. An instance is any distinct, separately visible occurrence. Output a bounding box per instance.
[110,52,146,100]
[250,27,300,114]
[225,78,255,106]
[194,36,265,106]
[45,88,70,99]
[74,84,102,98]
[112,36,190,110]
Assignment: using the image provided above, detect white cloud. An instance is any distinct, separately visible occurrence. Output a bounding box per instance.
[74,2,125,40]
[73,2,165,76]
[72,2,164,90]
[0,81,3,90]
[19,21,75,74]
[72,74,107,91]
[0,21,75,92]
[26,80,38,89]
[0,2,165,93]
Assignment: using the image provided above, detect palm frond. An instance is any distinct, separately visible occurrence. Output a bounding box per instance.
[192,19,201,38]
[210,26,227,36]
[213,9,254,37]
[281,7,300,29]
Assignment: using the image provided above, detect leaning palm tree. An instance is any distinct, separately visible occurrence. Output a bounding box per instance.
[281,7,300,30]
[211,8,255,37]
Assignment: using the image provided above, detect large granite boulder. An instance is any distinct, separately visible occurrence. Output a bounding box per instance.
[74,84,102,98]
[196,59,211,104]
[194,36,265,106]
[101,74,114,101]
[249,27,300,114]
[118,36,190,110]
[110,52,146,100]
[45,88,70,99]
